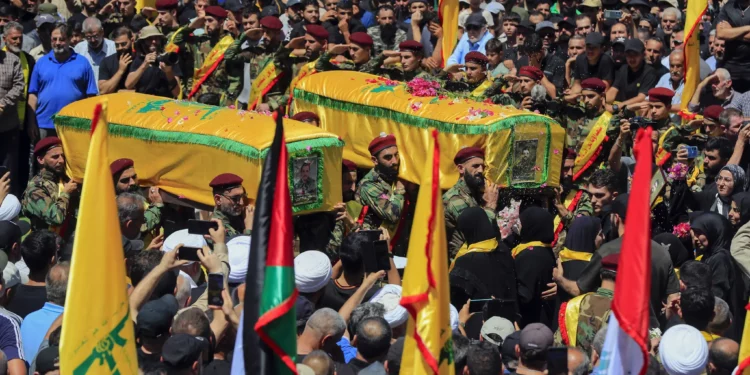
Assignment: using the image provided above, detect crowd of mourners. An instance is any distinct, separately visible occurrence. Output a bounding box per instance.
[2,0,750,372]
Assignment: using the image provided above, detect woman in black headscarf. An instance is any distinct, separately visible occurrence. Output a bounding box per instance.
[449,207,518,310]
[653,233,692,278]
[730,192,750,230]
[558,216,602,303]
[514,207,557,328]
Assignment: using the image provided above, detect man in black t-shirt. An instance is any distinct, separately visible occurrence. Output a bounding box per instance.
[570,32,614,94]
[607,38,657,108]
[125,26,181,98]
[7,230,57,319]
[717,0,750,92]
[98,26,133,94]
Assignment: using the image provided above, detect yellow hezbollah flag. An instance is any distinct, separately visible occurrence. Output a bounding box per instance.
[399,129,455,375]
[60,101,138,375]
[680,0,707,112]
[440,0,459,66]
[738,302,750,374]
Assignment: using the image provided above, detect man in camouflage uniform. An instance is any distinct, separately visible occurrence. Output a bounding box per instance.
[294,161,317,198]
[172,6,242,106]
[315,32,391,76]
[554,253,617,353]
[443,147,499,258]
[110,158,164,234]
[389,40,432,82]
[643,87,705,166]
[210,173,253,238]
[367,6,406,56]
[21,137,78,236]
[155,0,195,97]
[318,159,360,261]
[356,133,406,235]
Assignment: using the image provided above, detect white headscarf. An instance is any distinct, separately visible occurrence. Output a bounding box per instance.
[370,284,408,328]
[294,251,332,293]
[659,324,709,375]
[449,304,459,330]
[0,194,21,221]
[227,236,251,284]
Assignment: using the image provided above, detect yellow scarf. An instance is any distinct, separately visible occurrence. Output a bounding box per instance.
[701,331,720,343]
[289,60,316,96]
[562,293,590,347]
[470,78,494,98]
[553,190,582,235]
[655,127,676,166]
[2,47,28,123]
[248,57,283,110]
[188,34,235,99]
[573,111,612,181]
[449,238,498,272]
[511,241,551,258]
[559,247,594,262]
[165,27,183,99]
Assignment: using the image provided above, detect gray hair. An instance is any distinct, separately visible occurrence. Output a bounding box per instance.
[349,302,386,336]
[3,21,22,35]
[662,7,682,21]
[710,29,716,37]
[116,192,145,224]
[82,17,103,34]
[175,273,192,308]
[570,347,591,375]
[46,262,70,306]
[306,308,346,339]
[715,68,731,81]
[709,297,732,335]
[669,48,683,59]
[593,326,608,355]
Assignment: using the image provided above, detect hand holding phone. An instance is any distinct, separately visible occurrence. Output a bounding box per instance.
[187,219,219,235]
[178,246,202,261]
[208,273,224,307]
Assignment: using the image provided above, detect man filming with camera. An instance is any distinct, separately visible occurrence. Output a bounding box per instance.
[125,26,181,98]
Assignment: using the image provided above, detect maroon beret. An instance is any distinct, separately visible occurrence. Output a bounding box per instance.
[155,0,178,10]
[209,173,244,188]
[518,66,543,81]
[368,133,397,156]
[602,253,620,272]
[33,137,62,156]
[703,105,723,121]
[398,40,423,53]
[580,78,606,94]
[562,148,577,160]
[110,158,134,176]
[454,147,485,165]
[464,51,488,65]
[204,5,228,19]
[260,16,283,30]
[305,24,329,41]
[291,111,320,124]
[342,159,357,172]
[648,87,674,105]
[349,32,373,47]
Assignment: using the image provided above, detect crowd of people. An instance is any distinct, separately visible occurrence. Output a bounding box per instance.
[1,0,750,372]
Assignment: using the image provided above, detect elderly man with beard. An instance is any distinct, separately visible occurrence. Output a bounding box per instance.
[356,133,407,235]
[447,13,492,66]
[368,6,406,56]
[22,137,78,235]
[73,17,115,83]
[689,69,738,113]
[210,173,253,237]
[110,158,164,234]
[124,26,180,98]
[0,21,27,196]
[443,147,499,258]
[707,36,725,71]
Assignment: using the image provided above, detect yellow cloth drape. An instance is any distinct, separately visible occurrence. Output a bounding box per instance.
[680,0,708,111]
[248,59,282,110]
[449,238,498,272]
[440,0,459,65]
[559,248,594,262]
[189,35,234,99]
[573,111,612,180]
[564,293,589,347]
[470,79,494,98]
[511,241,551,258]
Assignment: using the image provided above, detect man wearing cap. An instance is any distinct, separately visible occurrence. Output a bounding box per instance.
[124,26,181,98]
[645,87,705,165]
[22,137,78,234]
[28,14,55,61]
[281,0,305,40]
[555,253,616,352]
[515,323,554,374]
[511,65,545,110]
[367,6,406,56]
[394,40,431,81]
[315,32,389,76]
[447,12,492,66]
[161,333,210,372]
[356,133,407,234]
[569,32,615,95]
[606,38,658,109]
[110,158,164,233]
[442,51,497,100]
[172,6,241,106]
[443,146,499,257]
[210,173,253,237]
[136,295,179,367]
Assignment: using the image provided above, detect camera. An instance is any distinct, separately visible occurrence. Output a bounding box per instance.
[629,116,657,130]
[154,52,178,66]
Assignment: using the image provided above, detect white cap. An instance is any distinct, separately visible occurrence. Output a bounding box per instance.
[227,236,251,284]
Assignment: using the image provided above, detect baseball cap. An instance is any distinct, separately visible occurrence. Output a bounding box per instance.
[501,330,521,369]
[481,317,515,346]
[624,38,645,53]
[612,37,626,46]
[558,16,575,28]
[36,346,60,374]
[580,0,602,7]
[35,14,57,28]
[535,20,555,33]
[162,334,210,369]
[465,12,488,27]
[261,5,280,17]
[2,262,20,293]
[136,294,180,338]
[485,1,505,14]
[286,0,302,7]
[628,0,652,7]
[585,32,605,47]
[658,0,678,8]
[519,323,554,351]
[0,221,22,252]
[38,3,60,17]
[224,0,245,12]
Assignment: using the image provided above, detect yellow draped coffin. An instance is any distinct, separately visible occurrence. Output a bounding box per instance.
[291,71,565,189]
[54,93,344,214]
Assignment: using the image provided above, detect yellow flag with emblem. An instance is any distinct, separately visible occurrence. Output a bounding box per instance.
[60,101,138,375]
[680,0,707,113]
[400,129,455,375]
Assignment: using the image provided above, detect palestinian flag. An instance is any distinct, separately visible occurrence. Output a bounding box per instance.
[240,112,298,375]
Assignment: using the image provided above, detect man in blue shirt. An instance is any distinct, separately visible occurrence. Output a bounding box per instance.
[73,17,115,83]
[447,12,493,66]
[28,23,97,136]
[20,263,67,363]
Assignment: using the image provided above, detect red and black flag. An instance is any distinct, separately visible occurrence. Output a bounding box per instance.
[240,112,298,375]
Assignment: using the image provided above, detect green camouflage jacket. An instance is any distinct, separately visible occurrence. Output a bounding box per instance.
[656,118,700,157]
[366,25,407,56]
[164,27,195,98]
[143,203,164,233]
[554,288,613,353]
[556,106,618,152]
[225,35,292,110]
[314,51,390,76]
[212,208,252,238]
[21,169,72,231]
[322,219,346,262]
[293,178,317,197]
[355,169,405,231]
[442,178,496,258]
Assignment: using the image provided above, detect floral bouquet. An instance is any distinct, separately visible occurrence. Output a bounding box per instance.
[497,199,521,239]
[667,162,688,181]
[672,222,691,239]
[406,77,441,97]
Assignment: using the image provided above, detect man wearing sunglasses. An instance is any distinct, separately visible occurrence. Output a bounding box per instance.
[447,12,492,66]
[73,17,115,83]
[210,173,253,237]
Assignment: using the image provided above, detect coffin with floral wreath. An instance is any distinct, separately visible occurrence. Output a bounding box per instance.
[54,93,345,214]
[291,71,565,189]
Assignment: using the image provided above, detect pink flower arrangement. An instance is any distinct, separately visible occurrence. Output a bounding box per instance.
[668,163,689,180]
[673,222,691,239]
[366,76,399,86]
[410,102,423,112]
[406,78,441,97]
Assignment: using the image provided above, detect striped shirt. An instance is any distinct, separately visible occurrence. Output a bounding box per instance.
[0,307,25,362]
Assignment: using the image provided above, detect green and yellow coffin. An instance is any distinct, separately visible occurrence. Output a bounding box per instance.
[292,71,565,189]
[54,93,344,214]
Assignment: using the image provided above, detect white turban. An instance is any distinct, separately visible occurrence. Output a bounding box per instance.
[227,236,250,284]
[370,284,408,328]
[162,229,208,264]
[659,324,709,375]
[0,194,21,221]
[450,304,459,330]
[294,251,332,293]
